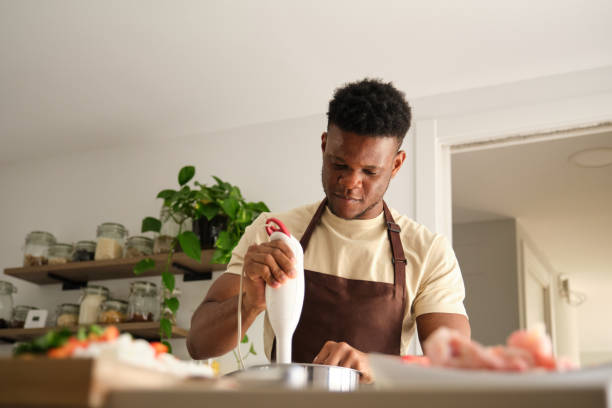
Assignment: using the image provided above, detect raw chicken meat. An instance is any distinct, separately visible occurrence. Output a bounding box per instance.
[410,325,576,372]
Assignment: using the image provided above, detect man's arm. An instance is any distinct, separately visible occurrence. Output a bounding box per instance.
[187,239,297,360]
[416,312,470,345]
[187,274,264,359]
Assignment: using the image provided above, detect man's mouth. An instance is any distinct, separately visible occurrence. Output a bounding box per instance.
[333,193,361,202]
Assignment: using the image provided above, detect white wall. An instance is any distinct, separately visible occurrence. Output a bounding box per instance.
[453,218,580,364]
[453,219,520,345]
[516,224,580,364]
[0,113,415,373]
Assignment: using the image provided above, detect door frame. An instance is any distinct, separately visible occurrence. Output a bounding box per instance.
[413,88,612,243]
[412,74,612,350]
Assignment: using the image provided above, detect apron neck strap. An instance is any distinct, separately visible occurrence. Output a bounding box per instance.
[383,201,407,294]
[299,198,327,251]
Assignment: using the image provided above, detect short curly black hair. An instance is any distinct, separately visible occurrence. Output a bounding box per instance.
[327,78,412,145]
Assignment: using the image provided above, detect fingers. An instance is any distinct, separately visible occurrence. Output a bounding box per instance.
[243,241,297,288]
[313,341,373,384]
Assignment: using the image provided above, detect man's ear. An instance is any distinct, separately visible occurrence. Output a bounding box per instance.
[391,150,406,178]
[321,132,327,153]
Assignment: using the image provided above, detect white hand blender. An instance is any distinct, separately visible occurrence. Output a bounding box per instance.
[264,218,305,364]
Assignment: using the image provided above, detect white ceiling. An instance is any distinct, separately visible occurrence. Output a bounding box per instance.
[1,0,612,164]
[452,131,612,287]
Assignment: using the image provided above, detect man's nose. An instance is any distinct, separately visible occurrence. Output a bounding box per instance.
[338,171,362,189]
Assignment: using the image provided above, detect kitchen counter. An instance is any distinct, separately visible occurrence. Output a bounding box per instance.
[2,356,611,408]
[105,386,608,408]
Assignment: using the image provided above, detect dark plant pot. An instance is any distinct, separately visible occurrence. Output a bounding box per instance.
[193,215,228,249]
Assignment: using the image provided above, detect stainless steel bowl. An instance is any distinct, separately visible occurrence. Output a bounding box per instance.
[226,363,360,392]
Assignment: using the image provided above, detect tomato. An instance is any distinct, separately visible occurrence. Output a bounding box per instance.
[100,326,120,342]
[150,342,168,357]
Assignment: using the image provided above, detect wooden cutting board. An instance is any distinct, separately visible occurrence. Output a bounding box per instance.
[0,357,223,408]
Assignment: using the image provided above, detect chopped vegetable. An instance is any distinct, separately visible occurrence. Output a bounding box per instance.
[150,342,169,357]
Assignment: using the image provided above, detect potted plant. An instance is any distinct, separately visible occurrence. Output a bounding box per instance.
[133,166,269,354]
[194,176,270,264]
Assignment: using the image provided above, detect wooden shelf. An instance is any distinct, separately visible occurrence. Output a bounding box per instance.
[3,250,227,286]
[0,322,188,343]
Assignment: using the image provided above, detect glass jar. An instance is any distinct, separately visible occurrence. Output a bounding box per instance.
[10,305,38,328]
[48,243,74,265]
[154,207,191,254]
[128,281,159,322]
[56,303,79,327]
[0,281,17,328]
[125,236,154,258]
[72,240,96,262]
[98,299,128,324]
[160,287,181,325]
[78,285,110,325]
[95,222,128,260]
[23,231,57,267]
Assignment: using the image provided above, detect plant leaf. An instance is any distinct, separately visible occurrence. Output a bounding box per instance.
[157,189,176,200]
[215,230,233,251]
[201,203,219,221]
[241,334,249,343]
[162,340,173,354]
[133,258,155,275]
[178,231,201,262]
[141,217,162,233]
[160,318,172,339]
[220,198,239,219]
[178,166,195,186]
[162,271,175,292]
[236,207,249,224]
[211,248,227,264]
[165,297,180,314]
[248,201,270,213]
[249,344,257,355]
[77,327,87,341]
[229,186,242,200]
[212,175,230,190]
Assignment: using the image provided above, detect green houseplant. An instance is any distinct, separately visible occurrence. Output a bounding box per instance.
[195,176,270,264]
[133,166,269,354]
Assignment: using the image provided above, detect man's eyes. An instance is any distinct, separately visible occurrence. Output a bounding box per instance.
[333,163,377,176]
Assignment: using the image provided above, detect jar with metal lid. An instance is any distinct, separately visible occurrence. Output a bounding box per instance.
[0,281,17,328]
[98,299,128,324]
[56,303,79,327]
[160,287,181,325]
[78,285,110,325]
[23,231,57,267]
[72,240,96,262]
[125,236,154,258]
[95,222,128,260]
[154,207,191,254]
[48,243,74,265]
[10,305,38,328]
[128,281,159,322]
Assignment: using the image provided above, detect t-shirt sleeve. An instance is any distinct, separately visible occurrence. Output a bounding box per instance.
[225,213,270,276]
[412,234,467,317]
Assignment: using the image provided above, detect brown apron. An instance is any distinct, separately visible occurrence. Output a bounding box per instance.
[272,199,407,363]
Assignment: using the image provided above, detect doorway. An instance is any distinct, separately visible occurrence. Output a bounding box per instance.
[450,129,612,365]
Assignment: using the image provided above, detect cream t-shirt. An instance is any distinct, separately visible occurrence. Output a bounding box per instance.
[225,201,467,359]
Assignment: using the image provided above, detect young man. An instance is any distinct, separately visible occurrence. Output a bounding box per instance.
[187,78,470,382]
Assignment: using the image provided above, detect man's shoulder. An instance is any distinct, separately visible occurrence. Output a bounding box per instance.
[388,207,440,250]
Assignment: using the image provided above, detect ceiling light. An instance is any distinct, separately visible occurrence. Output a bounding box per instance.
[568,147,612,168]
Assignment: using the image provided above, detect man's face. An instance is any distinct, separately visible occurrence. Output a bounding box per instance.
[321,125,406,220]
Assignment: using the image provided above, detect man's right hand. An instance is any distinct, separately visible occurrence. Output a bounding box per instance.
[242,240,297,313]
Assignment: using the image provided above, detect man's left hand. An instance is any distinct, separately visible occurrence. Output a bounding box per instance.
[312,341,372,383]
